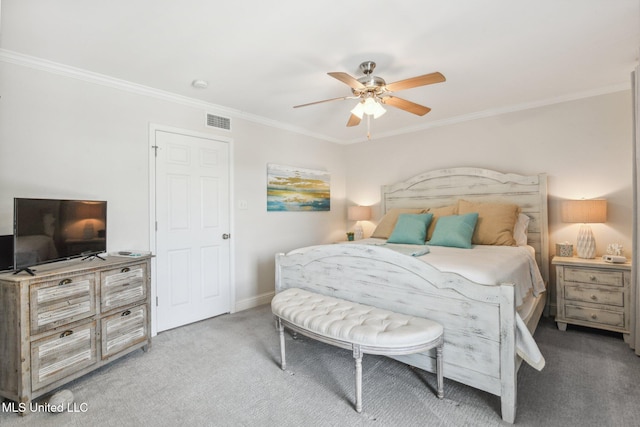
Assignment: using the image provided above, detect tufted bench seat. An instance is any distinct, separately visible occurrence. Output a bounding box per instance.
[271,287,444,413]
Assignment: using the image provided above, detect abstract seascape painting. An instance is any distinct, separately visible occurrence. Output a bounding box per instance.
[267,164,330,211]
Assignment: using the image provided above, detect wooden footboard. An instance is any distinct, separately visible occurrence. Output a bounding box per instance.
[275,243,534,423]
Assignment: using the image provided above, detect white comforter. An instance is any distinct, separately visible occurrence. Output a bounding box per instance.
[355,238,547,370]
[360,238,545,305]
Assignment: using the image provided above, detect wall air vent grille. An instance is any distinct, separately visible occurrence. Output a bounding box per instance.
[206,113,231,131]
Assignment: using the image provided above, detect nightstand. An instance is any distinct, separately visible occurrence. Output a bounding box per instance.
[553,256,632,342]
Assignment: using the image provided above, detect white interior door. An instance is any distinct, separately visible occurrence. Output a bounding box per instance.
[153,128,231,332]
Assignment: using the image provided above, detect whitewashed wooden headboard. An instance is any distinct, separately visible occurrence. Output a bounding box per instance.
[380,167,549,284]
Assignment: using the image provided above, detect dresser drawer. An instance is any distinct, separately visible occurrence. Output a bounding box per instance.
[563,267,624,287]
[101,304,148,359]
[564,284,624,307]
[30,273,97,335]
[564,304,625,329]
[31,321,97,391]
[100,263,147,312]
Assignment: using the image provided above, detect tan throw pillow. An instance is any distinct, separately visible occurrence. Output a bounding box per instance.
[457,199,520,246]
[371,208,426,239]
[426,205,458,241]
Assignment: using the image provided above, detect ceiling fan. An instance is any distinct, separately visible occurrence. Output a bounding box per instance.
[294,61,446,128]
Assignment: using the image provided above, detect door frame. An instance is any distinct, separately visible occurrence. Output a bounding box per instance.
[148,123,235,336]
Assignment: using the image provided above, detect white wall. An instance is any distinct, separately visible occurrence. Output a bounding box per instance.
[0,60,346,311]
[343,90,633,310]
[230,118,346,308]
[2,58,633,314]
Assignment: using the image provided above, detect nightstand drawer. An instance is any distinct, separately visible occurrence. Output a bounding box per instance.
[565,305,624,328]
[564,267,624,287]
[564,285,624,307]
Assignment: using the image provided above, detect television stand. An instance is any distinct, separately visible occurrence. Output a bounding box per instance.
[0,255,152,413]
[13,267,36,276]
[82,253,106,261]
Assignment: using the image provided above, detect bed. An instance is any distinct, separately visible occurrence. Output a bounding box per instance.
[275,167,549,423]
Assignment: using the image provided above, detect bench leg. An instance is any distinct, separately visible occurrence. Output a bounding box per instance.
[353,345,363,413]
[436,344,444,399]
[276,317,286,370]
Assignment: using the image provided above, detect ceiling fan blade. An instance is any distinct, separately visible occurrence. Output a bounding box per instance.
[385,72,445,92]
[381,96,432,116]
[328,72,366,90]
[346,114,361,127]
[293,96,352,108]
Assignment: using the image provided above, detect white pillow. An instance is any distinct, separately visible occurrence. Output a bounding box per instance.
[513,213,530,246]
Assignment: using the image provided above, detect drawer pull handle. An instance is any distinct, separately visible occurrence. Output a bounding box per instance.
[590,294,597,300]
[121,310,131,317]
[59,278,72,286]
[589,275,597,281]
[121,267,130,273]
[60,330,73,338]
[591,314,598,320]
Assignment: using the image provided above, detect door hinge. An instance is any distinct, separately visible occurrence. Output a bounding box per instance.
[155,221,158,231]
[151,145,159,157]
[156,296,159,307]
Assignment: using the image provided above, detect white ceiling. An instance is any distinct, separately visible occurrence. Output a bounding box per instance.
[2,0,639,143]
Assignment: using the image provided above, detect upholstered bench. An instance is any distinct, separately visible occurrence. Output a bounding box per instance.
[271,287,444,413]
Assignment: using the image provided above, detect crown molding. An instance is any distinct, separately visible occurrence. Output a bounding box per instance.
[1,49,629,146]
[0,49,341,144]
[346,81,631,144]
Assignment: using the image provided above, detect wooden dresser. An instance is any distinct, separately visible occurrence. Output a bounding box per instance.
[0,255,151,411]
[553,256,632,342]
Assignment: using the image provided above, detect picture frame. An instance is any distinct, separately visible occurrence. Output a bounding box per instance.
[267,164,330,212]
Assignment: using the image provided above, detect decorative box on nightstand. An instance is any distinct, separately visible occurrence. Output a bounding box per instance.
[552,256,632,342]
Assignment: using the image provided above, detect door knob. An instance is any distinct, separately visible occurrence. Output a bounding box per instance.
[222,234,230,240]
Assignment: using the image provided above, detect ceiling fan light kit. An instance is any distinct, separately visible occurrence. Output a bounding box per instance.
[350,97,386,119]
[294,61,445,138]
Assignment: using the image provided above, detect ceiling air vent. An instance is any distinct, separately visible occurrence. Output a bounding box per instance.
[206,113,231,131]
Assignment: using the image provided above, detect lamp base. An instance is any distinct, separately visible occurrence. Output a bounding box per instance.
[576,224,596,259]
[354,222,363,240]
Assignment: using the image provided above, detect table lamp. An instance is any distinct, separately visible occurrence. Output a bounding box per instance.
[561,199,607,258]
[348,206,371,240]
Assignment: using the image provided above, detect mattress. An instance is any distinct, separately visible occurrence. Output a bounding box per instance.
[357,238,546,309]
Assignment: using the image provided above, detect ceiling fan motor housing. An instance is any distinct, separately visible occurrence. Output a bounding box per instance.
[354,62,386,97]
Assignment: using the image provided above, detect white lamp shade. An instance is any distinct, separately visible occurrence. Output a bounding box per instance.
[350,99,386,119]
[561,199,607,223]
[348,206,370,240]
[561,199,606,259]
[348,206,371,221]
[363,98,386,118]
[350,102,365,119]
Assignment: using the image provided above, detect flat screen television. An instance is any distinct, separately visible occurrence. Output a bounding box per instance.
[13,198,107,274]
[0,235,12,271]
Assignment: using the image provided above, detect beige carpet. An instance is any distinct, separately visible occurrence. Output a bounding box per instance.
[1,304,639,426]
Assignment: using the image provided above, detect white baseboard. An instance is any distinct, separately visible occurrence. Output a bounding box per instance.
[234,291,275,312]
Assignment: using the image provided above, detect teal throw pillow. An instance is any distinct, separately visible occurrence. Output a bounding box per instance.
[387,213,434,245]
[428,213,479,249]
